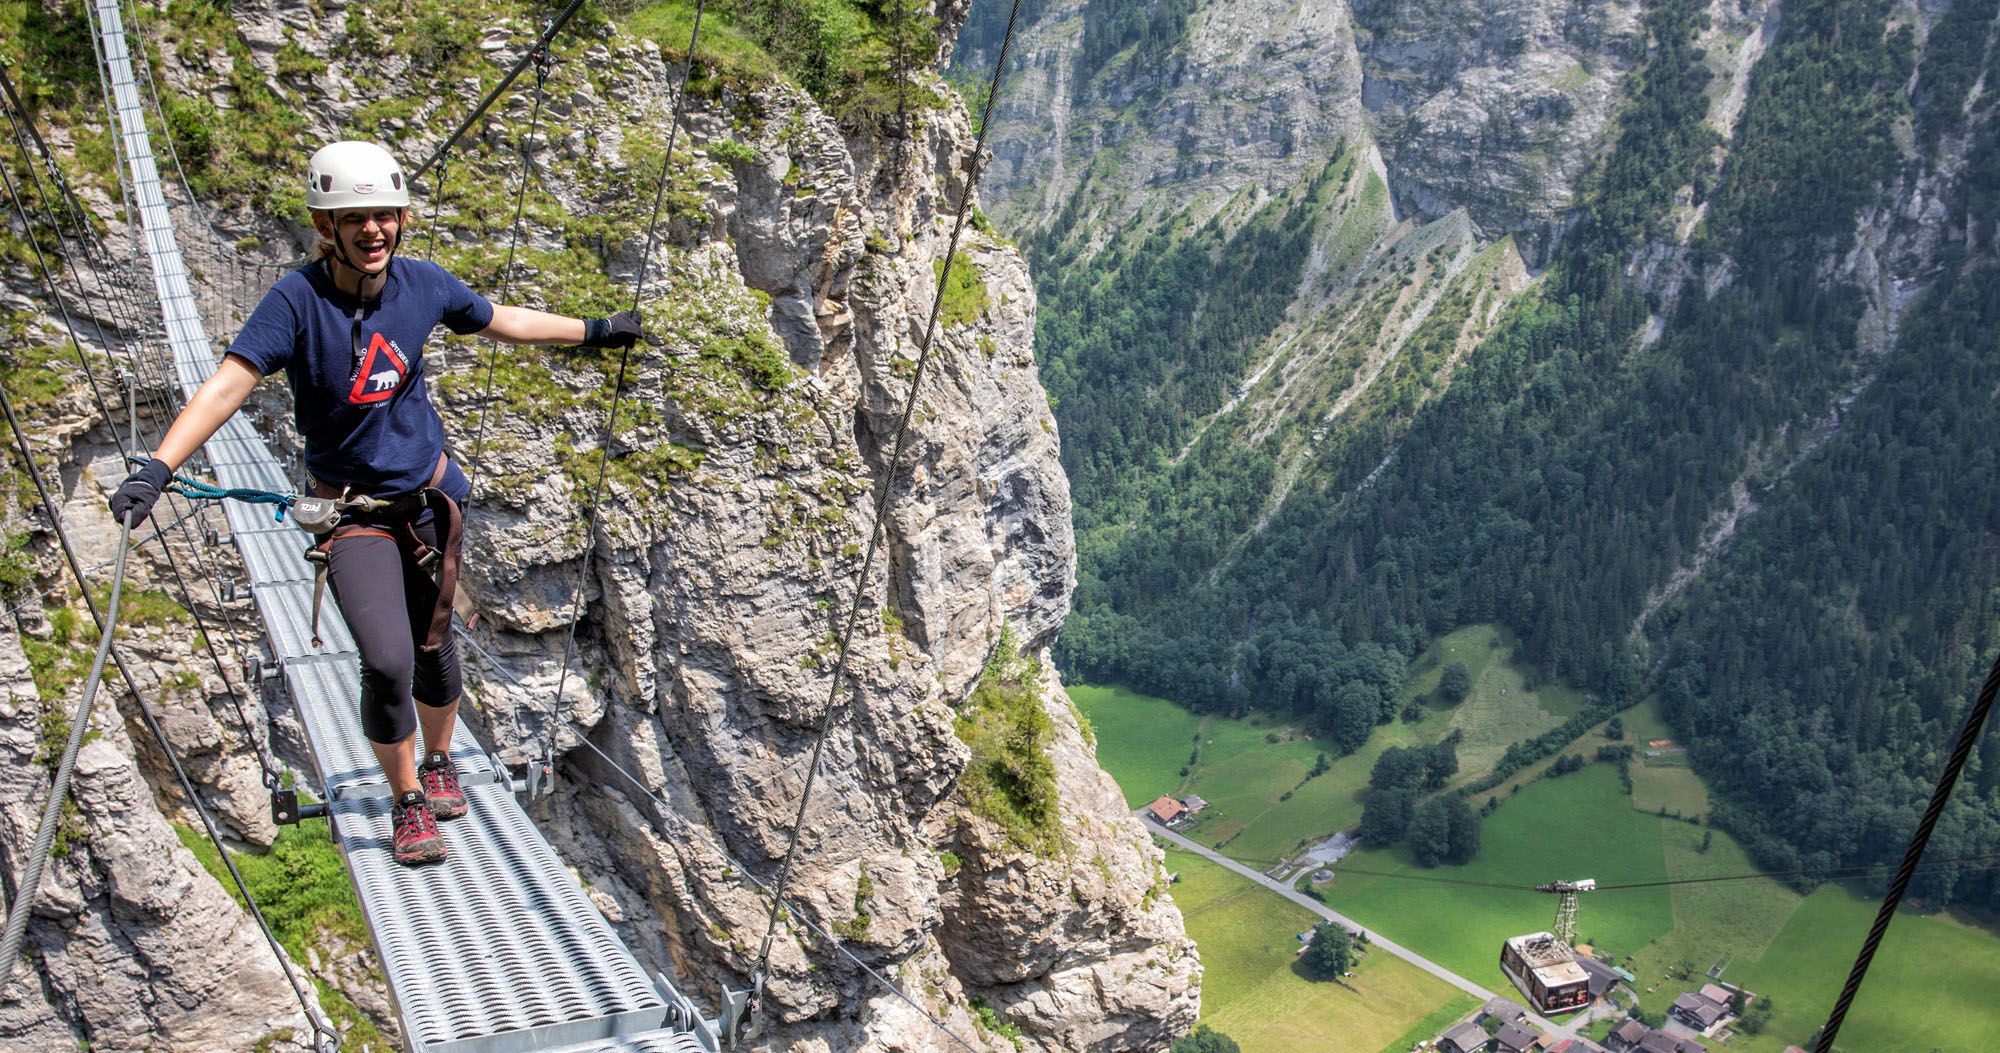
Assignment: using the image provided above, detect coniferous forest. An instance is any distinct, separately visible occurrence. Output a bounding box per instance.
[1020,0,2000,908]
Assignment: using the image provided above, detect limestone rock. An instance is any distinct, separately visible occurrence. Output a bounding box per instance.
[0,630,317,1052]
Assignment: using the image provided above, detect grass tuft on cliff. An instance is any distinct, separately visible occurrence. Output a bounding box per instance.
[174,821,388,1048]
[954,629,1064,857]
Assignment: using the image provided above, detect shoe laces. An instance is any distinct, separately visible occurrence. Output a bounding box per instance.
[396,797,439,841]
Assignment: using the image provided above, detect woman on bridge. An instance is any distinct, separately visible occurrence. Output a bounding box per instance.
[109,141,644,866]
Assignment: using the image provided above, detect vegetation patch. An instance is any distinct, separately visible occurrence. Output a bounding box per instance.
[1165,847,1463,1052]
[955,630,1063,856]
[931,251,989,328]
[173,821,387,1048]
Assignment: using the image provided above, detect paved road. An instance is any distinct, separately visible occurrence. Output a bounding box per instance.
[1145,817,1577,1039]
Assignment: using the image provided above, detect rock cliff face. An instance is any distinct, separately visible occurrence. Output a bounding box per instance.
[1350,0,1646,261]
[970,0,1662,256]
[0,2,1195,1050]
[972,0,1369,233]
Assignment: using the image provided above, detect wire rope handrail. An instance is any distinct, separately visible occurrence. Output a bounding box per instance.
[0,61,289,796]
[750,0,1029,989]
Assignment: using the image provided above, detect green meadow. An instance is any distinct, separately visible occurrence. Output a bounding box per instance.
[1073,626,1584,867]
[1073,683,1441,866]
[1726,886,2000,1052]
[1165,847,1463,1052]
[1322,764,1675,985]
[1074,626,2000,1051]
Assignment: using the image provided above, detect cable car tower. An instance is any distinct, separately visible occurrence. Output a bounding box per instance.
[1499,878,1597,1015]
[1537,878,1596,948]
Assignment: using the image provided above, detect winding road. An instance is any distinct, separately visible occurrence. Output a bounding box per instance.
[1144,816,1580,1040]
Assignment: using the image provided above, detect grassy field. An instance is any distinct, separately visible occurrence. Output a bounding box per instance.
[1165,848,1462,1052]
[1322,765,1675,986]
[1076,635,2000,1051]
[1623,816,1799,993]
[1068,684,1204,808]
[1411,626,1582,776]
[1071,625,1585,867]
[1073,683,1450,865]
[1727,885,2000,1052]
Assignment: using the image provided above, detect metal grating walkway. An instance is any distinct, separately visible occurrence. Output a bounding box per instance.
[87,2,717,1049]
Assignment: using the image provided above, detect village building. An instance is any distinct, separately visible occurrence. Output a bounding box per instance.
[1636,1029,1706,1053]
[1549,1039,1608,1053]
[1481,996,1528,1026]
[1670,990,1728,1031]
[1609,1022,1705,1053]
[1698,983,1733,1007]
[1145,795,1187,825]
[1180,794,1208,813]
[1438,1020,1492,1053]
[1495,1020,1542,1053]
[1577,956,1623,1002]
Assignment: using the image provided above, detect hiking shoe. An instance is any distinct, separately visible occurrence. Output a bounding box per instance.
[392,790,445,866]
[420,751,468,821]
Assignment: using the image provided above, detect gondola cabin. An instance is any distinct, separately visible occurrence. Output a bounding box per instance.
[1499,932,1591,1014]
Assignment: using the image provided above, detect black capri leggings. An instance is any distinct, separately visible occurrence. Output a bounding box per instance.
[324,516,461,744]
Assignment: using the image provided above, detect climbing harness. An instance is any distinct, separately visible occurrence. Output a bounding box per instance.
[302,453,469,650]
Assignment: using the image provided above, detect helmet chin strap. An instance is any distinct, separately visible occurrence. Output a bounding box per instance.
[325,218,402,299]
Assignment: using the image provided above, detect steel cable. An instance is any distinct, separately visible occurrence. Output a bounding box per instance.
[1814,645,2000,1052]
[0,382,334,1050]
[752,0,1027,980]
[451,626,978,1052]
[408,0,589,181]
[464,44,556,490]
[0,512,132,987]
[544,0,709,759]
[2,80,283,793]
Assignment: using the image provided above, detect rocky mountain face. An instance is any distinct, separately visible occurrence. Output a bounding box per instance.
[0,2,1195,1051]
[967,0,1672,257]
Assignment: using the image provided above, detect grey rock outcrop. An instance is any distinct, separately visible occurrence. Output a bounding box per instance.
[974,0,1369,233]
[1351,0,1644,259]
[0,630,314,1052]
[444,39,1195,1046]
[4,4,1198,1051]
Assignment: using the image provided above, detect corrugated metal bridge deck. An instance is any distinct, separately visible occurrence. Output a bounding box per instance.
[90,1,709,1048]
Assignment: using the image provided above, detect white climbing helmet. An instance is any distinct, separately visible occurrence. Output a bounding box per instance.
[305,141,410,211]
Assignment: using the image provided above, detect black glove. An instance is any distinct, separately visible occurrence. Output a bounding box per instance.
[108,458,173,528]
[581,310,645,349]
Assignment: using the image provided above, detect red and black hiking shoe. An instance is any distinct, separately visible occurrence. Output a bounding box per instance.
[420,750,468,821]
[392,790,445,866]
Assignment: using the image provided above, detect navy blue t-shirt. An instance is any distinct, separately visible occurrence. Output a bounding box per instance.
[229,258,491,500]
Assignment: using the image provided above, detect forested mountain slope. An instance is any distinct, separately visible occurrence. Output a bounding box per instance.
[968,0,2000,909]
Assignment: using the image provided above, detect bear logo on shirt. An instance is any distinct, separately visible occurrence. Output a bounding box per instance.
[349,332,408,405]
